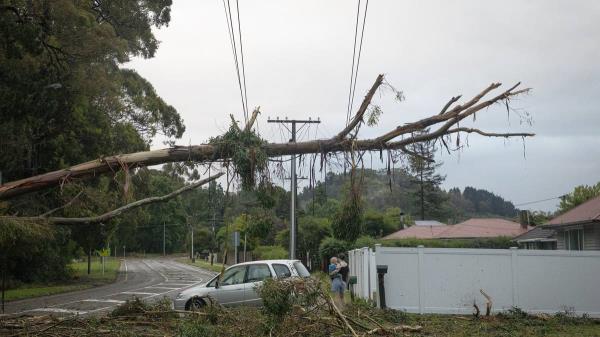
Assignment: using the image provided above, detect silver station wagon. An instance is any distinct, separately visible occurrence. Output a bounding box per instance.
[174,259,310,310]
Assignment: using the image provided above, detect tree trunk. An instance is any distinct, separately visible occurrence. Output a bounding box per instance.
[420,170,425,220]
[87,247,91,275]
[0,80,533,201]
[1,255,6,314]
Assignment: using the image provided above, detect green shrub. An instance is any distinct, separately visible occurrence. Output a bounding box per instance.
[256,278,324,321]
[352,235,377,249]
[318,237,349,259]
[381,236,514,249]
[253,245,288,259]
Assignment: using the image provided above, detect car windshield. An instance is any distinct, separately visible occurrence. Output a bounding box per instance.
[293,261,310,277]
[206,275,219,287]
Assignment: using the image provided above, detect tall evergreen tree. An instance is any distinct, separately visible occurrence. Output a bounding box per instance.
[407,135,446,220]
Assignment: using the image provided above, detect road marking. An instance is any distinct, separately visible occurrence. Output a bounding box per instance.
[144,286,180,290]
[121,291,156,295]
[82,299,125,304]
[142,260,169,281]
[30,308,88,315]
[8,259,213,317]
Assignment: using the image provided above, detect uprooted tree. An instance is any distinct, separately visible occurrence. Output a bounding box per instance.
[0,75,534,225]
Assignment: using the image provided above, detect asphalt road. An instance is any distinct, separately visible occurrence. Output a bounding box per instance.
[3,258,216,317]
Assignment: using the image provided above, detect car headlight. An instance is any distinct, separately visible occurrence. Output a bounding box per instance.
[176,292,184,299]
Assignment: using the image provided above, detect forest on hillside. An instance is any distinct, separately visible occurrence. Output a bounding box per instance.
[299,169,518,224]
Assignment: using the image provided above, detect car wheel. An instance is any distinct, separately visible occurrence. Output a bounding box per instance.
[186,297,205,311]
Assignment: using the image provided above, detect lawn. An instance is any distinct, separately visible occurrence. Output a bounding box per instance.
[5,257,121,301]
[177,257,226,273]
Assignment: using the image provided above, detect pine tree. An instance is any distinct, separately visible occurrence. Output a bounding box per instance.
[408,136,446,220]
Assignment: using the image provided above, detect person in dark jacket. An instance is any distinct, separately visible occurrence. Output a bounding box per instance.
[338,253,349,287]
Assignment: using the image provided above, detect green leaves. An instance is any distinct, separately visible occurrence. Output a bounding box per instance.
[209,122,268,191]
[558,183,600,214]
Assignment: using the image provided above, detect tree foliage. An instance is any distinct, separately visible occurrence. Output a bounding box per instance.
[558,182,600,214]
[407,135,446,220]
[0,0,183,182]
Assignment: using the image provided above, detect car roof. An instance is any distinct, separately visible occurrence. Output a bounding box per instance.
[230,259,299,267]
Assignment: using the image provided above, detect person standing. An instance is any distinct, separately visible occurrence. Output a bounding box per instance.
[337,253,349,288]
[329,257,345,307]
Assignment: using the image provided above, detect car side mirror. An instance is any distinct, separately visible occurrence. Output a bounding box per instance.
[215,280,219,289]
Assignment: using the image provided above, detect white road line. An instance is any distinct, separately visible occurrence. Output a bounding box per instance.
[142,260,169,281]
[82,299,125,304]
[121,291,156,296]
[10,259,209,317]
[30,308,88,315]
[143,286,180,290]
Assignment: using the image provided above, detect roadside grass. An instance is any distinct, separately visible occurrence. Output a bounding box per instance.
[5,257,121,301]
[177,257,226,273]
[404,312,600,337]
[3,296,598,337]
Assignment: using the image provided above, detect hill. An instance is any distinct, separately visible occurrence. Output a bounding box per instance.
[298,169,517,223]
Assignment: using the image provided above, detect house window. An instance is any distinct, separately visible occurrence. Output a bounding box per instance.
[565,228,584,251]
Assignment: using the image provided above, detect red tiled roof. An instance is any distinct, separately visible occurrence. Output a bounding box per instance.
[437,218,532,239]
[546,195,600,226]
[382,225,449,239]
[382,218,531,240]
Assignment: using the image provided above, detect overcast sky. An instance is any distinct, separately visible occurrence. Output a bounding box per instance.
[128,0,600,212]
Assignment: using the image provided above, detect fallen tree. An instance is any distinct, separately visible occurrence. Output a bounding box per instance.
[0,173,224,225]
[0,75,533,200]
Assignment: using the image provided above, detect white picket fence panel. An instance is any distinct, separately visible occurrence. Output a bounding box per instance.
[348,245,600,316]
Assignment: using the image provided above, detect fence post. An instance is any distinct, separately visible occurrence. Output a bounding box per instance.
[510,247,519,308]
[417,245,425,314]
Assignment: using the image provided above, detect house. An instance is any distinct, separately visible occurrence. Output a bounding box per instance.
[383,224,449,239]
[513,226,557,250]
[541,195,600,250]
[413,220,446,227]
[383,218,531,240]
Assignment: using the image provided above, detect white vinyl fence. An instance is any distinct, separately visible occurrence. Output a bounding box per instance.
[348,245,600,316]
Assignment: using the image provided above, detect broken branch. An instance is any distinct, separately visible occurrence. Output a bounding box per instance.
[335,74,384,141]
[1,172,224,225]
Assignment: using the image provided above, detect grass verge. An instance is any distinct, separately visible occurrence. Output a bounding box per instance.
[2,295,598,337]
[5,257,121,301]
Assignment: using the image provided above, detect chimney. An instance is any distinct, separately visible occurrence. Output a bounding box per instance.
[518,210,530,229]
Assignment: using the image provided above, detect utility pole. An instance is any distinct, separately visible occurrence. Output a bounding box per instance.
[191,225,195,263]
[163,221,166,257]
[267,117,320,259]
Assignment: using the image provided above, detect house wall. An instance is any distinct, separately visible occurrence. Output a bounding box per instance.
[350,246,600,316]
[556,223,600,250]
[556,231,566,250]
[584,224,600,250]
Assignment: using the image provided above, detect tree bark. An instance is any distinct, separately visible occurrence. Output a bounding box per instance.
[87,247,91,275]
[0,78,533,200]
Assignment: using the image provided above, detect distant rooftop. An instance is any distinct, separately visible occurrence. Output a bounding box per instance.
[383,218,531,240]
[513,226,557,243]
[414,220,446,227]
[545,195,600,226]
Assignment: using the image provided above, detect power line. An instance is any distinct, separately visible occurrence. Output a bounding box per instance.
[514,195,566,207]
[346,0,362,125]
[346,0,370,124]
[222,0,248,121]
[235,0,249,118]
